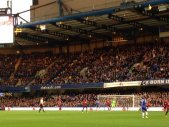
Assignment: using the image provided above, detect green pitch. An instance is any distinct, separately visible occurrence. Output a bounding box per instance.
[0,111,168,127]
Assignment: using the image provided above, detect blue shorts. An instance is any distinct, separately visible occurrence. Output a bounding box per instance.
[141,107,147,112]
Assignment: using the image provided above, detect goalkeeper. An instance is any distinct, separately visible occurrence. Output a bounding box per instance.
[111,100,116,109]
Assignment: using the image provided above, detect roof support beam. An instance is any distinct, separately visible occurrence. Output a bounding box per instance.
[77,18,118,32]
[29,26,88,42]
[51,23,112,40]
[16,32,52,43]
[76,18,128,39]
[58,0,63,17]
[134,8,169,24]
[108,14,157,32]
[30,26,70,40]
[105,10,169,27]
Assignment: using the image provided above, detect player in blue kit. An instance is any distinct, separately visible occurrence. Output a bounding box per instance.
[140,96,148,118]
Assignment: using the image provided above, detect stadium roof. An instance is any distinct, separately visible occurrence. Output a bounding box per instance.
[15,0,169,46]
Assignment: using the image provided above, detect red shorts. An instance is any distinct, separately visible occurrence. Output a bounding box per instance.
[107,104,111,107]
[164,107,169,110]
[40,104,43,108]
[83,105,87,107]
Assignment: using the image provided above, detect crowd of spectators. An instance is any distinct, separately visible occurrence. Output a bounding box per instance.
[0,55,18,86]
[33,54,77,85]
[50,43,169,84]
[14,52,58,86]
[0,42,169,86]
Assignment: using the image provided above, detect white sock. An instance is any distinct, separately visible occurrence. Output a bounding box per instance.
[146,112,148,117]
[142,112,144,118]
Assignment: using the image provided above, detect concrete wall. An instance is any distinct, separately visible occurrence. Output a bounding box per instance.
[30,0,122,21]
[31,0,58,21]
[62,0,121,12]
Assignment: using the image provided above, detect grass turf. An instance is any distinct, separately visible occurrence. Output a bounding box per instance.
[0,111,168,127]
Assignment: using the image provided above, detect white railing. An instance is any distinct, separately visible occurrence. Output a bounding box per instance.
[5,107,164,111]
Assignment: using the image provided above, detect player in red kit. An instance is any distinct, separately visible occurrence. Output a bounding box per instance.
[82,98,88,113]
[164,99,169,116]
[57,97,62,111]
[106,98,111,111]
[146,99,151,109]
[164,99,168,110]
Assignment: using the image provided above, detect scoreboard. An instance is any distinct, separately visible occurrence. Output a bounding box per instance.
[0,15,14,43]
